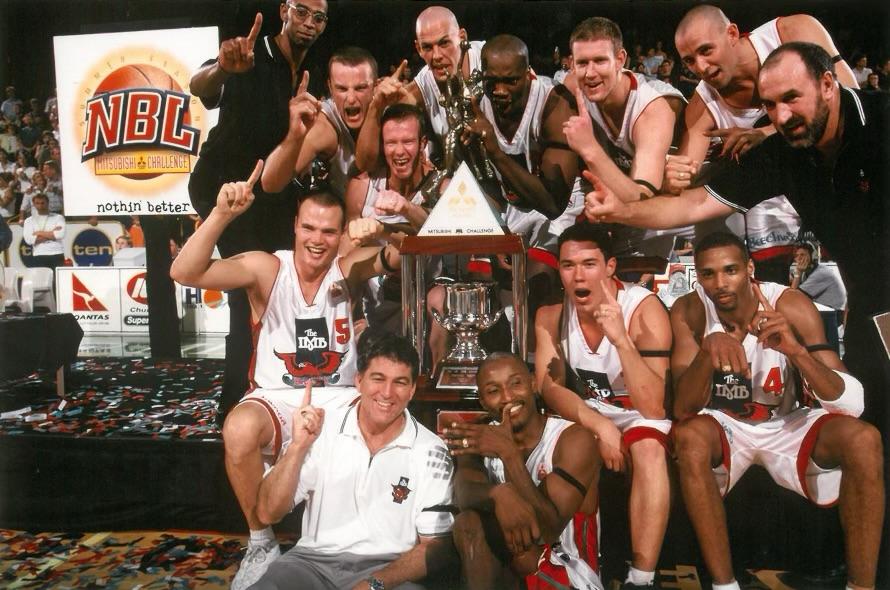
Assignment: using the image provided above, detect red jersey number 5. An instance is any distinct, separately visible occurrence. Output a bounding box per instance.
[334,318,350,345]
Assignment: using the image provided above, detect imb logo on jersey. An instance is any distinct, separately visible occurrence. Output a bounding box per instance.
[711,373,771,421]
[575,368,632,410]
[273,318,346,387]
[391,476,412,504]
[81,63,198,178]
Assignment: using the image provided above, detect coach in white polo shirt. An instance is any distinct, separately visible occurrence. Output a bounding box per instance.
[251,331,455,590]
[22,193,66,271]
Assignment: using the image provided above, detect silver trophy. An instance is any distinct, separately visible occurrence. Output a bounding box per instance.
[431,280,503,367]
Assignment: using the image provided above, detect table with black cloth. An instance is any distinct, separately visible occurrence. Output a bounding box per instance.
[0,313,83,395]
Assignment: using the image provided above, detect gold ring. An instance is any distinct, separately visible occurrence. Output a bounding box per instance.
[462,438,469,448]
[721,365,732,373]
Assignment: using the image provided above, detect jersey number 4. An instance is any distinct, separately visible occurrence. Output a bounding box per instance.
[762,367,783,396]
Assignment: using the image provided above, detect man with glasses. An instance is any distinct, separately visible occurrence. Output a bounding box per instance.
[187,1,327,436]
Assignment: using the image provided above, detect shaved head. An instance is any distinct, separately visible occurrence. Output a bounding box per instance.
[482,34,529,69]
[676,4,730,39]
[416,6,459,38]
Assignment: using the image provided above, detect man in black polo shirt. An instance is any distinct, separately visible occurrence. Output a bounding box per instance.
[583,41,888,426]
[188,1,327,423]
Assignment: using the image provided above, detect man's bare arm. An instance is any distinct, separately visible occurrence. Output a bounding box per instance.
[778,14,858,88]
[670,294,715,420]
[618,296,671,419]
[356,534,452,590]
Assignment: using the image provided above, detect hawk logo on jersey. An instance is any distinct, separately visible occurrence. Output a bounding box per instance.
[575,368,633,409]
[391,476,412,504]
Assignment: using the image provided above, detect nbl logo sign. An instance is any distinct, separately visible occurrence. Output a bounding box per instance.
[81,64,199,178]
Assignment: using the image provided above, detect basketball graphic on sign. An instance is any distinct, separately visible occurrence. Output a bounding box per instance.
[202,289,224,309]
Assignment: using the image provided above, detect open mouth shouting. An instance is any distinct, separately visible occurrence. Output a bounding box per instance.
[343,104,363,126]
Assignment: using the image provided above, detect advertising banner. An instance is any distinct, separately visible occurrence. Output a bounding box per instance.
[54,27,219,216]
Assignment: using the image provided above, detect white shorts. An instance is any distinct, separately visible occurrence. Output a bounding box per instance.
[239,386,358,460]
[699,407,842,506]
[585,398,672,450]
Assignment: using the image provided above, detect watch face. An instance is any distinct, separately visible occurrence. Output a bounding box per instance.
[368,578,385,590]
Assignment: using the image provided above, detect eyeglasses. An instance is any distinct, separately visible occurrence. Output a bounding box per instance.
[286,2,328,25]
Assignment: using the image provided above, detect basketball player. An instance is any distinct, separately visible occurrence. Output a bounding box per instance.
[446,353,602,590]
[670,232,882,590]
[261,46,377,199]
[344,104,434,332]
[563,17,689,257]
[535,222,673,588]
[171,160,400,589]
[354,6,483,173]
[664,5,857,282]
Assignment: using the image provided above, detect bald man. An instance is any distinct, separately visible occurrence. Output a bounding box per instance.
[355,6,483,173]
[665,5,858,282]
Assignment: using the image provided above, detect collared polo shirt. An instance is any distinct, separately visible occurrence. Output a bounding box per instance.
[289,404,454,556]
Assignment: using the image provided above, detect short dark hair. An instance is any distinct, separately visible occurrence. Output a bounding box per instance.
[356,330,420,382]
[762,42,835,83]
[31,192,48,203]
[570,17,623,54]
[557,221,615,261]
[328,46,378,79]
[297,190,346,228]
[477,352,527,386]
[380,103,426,139]
[693,231,749,261]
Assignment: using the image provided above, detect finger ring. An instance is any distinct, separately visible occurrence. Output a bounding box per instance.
[462,438,469,448]
[480,130,487,139]
[721,365,732,373]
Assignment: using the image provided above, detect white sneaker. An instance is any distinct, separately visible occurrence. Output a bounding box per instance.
[231,540,280,590]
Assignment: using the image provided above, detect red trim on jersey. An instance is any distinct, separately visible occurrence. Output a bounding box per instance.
[526,512,599,589]
[624,425,669,452]
[797,412,842,507]
[751,244,795,261]
[529,247,558,269]
[625,70,638,90]
[245,319,263,394]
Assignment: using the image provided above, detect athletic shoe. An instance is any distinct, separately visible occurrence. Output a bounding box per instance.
[230,539,280,590]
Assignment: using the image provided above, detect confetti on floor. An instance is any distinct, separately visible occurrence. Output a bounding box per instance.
[0,358,225,440]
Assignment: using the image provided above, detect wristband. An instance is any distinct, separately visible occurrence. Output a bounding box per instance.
[811,370,864,417]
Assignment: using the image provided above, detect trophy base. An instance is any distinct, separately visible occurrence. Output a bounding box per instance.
[434,362,480,396]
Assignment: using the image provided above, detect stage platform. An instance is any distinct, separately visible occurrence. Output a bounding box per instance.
[0,350,850,588]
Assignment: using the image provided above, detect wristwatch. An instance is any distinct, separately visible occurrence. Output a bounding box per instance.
[367,577,385,590]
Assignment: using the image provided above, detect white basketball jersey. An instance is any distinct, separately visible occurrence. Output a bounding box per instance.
[415,40,485,140]
[361,176,425,227]
[248,251,356,391]
[561,280,653,409]
[693,18,800,254]
[696,280,797,422]
[583,71,684,170]
[583,72,687,257]
[484,417,588,570]
[319,98,359,198]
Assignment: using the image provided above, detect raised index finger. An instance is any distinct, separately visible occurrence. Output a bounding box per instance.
[301,381,313,407]
[391,59,408,81]
[600,279,618,304]
[246,159,264,188]
[246,12,263,46]
[297,70,310,95]
[751,282,774,312]
[574,87,587,114]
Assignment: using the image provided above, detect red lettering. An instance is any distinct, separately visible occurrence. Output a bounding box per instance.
[762,367,783,396]
[124,91,161,143]
[82,93,124,159]
[159,93,198,152]
[335,318,350,345]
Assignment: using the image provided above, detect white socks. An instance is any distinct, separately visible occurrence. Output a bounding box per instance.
[626,566,655,586]
[248,527,275,545]
[712,582,740,590]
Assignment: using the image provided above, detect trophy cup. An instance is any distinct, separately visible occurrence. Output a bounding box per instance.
[430,280,503,389]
